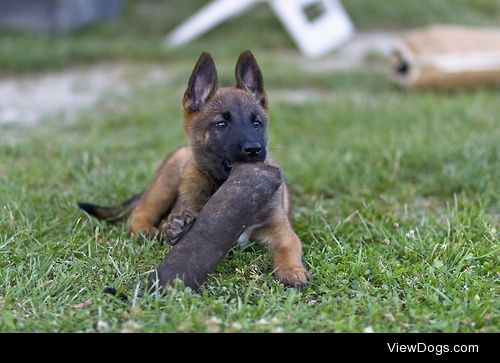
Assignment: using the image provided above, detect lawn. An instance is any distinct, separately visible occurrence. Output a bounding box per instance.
[0,0,498,332]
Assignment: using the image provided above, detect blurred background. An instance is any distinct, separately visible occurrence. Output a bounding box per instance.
[1,0,499,69]
[1,0,499,125]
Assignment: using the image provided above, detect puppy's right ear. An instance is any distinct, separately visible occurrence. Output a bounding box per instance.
[183,52,218,112]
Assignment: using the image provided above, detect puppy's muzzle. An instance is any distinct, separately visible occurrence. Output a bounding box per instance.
[242,142,262,157]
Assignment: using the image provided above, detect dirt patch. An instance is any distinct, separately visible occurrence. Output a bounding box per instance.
[0,63,173,126]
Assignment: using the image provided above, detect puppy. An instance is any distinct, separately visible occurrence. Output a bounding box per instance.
[79,51,309,288]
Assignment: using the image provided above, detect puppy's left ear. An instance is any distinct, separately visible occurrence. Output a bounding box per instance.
[235,50,268,110]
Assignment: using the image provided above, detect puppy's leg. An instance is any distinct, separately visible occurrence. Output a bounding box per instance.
[127,146,191,236]
[159,160,218,243]
[252,214,309,289]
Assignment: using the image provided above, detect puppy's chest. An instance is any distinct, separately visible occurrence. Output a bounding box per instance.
[237,224,262,248]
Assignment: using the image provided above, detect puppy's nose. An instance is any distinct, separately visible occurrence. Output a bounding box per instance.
[242,142,262,157]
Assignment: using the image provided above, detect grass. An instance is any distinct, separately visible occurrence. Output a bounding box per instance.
[0,0,499,332]
[1,73,498,332]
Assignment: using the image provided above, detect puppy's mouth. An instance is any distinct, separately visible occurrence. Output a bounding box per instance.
[223,159,233,173]
[223,154,266,174]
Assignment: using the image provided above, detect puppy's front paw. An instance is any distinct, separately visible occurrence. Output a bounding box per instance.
[161,210,196,245]
[274,266,310,290]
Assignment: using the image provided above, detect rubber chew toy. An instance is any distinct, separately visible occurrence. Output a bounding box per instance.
[148,162,283,292]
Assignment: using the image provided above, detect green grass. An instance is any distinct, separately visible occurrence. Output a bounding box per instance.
[1,0,499,73]
[1,69,498,332]
[0,0,499,332]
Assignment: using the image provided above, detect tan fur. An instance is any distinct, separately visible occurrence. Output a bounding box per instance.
[127,146,190,235]
[126,52,308,288]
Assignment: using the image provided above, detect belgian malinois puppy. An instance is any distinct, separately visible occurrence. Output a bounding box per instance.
[79,50,309,288]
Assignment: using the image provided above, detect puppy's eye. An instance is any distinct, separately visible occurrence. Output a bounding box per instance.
[253,120,262,128]
[215,121,227,128]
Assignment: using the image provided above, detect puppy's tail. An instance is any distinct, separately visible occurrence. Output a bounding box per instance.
[78,193,142,222]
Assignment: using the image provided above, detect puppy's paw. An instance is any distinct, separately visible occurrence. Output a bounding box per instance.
[132,225,160,241]
[138,226,160,240]
[126,218,159,240]
[274,265,310,290]
[161,210,196,245]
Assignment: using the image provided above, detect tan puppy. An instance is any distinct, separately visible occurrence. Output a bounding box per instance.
[79,51,309,288]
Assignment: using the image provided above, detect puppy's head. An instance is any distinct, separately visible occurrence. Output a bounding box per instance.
[182,50,268,181]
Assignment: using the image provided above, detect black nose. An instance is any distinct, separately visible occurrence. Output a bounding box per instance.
[242,142,262,156]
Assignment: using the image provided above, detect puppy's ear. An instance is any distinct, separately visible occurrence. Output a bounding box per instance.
[235,50,267,110]
[183,52,218,112]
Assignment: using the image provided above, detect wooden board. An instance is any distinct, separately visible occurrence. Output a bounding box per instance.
[391,25,500,90]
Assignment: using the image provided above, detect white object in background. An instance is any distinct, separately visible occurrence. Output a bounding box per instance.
[270,0,355,57]
[166,0,258,48]
[165,0,355,57]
